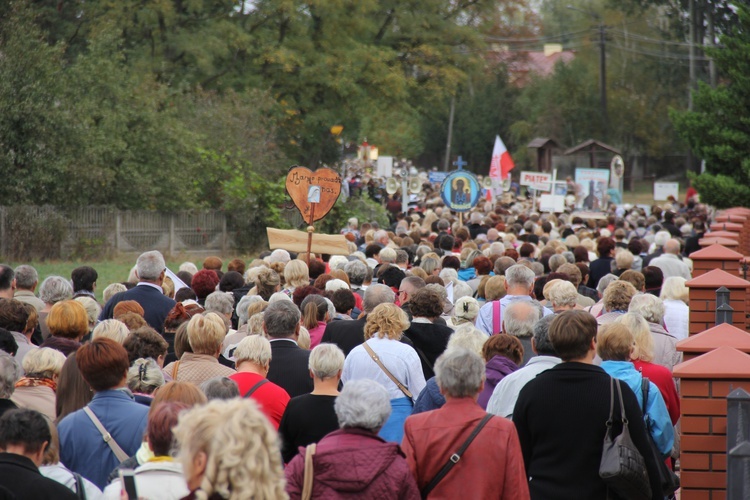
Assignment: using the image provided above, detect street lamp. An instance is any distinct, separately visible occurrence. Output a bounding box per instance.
[567,5,607,133]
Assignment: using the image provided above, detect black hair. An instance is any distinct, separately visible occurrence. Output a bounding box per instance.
[0,266,13,291]
[0,328,17,356]
[0,409,51,454]
[71,266,98,293]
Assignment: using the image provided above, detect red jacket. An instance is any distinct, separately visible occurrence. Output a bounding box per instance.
[285,428,419,499]
[402,397,530,499]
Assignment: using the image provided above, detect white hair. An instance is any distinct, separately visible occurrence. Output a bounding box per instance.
[446,325,487,356]
[179,262,199,275]
[335,379,391,432]
[205,291,235,316]
[325,279,349,292]
[629,293,665,324]
[74,296,102,327]
[453,281,473,301]
[267,249,291,264]
[597,274,619,295]
[0,352,19,399]
[660,277,688,304]
[136,251,166,281]
[435,349,485,398]
[308,343,345,380]
[328,256,349,271]
[504,301,540,338]
[505,264,536,288]
[22,347,66,379]
[92,319,129,344]
[103,283,127,303]
[439,268,458,285]
[268,292,292,304]
[234,335,272,366]
[379,247,397,264]
[39,276,73,305]
[547,281,578,308]
[127,358,165,394]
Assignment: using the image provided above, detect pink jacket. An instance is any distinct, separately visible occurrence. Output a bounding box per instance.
[285,428,419,499]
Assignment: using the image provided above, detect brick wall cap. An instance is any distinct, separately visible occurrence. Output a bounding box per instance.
[677,323,750,353]
[674,346,750,379]
[689,244,744,261]
[699,237,740,247]
[686,268,750,288]
[702,231,740,239]
[710,222,745,231]
[716,214,748,223]
[725,208,750,215]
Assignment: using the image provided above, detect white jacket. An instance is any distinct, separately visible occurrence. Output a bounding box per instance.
[102,461,189,500]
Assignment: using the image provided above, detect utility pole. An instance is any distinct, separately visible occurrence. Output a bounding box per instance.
[708,7,717,87]
[598,22,607,134]
[688,0,696,109]
[443,95,456,171]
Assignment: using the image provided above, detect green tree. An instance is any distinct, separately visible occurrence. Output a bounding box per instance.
[671,5,750,207]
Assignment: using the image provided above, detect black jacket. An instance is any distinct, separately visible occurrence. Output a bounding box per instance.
[100,284,176,333]
[587,257,614,289]
[268,339,314,398]
[402,322,453,379]
[0,453,77,500]
[513,362,662,500]
[320,317,367,356]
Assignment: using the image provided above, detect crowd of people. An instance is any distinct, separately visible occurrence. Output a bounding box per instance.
[0,194,707,499]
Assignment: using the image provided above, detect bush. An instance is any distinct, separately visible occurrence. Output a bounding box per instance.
[1,206,69,260]
[689,172,750,209]
[317,195,390,235]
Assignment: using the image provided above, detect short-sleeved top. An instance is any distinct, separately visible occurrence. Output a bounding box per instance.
[229,372,290,429]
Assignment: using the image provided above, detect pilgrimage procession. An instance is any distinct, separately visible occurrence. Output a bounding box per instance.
[1,1,749,499]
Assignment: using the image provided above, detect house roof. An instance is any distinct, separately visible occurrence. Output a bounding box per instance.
[563,139,622,156]
[527,137,563,149]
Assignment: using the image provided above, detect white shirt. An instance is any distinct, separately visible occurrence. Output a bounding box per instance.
[342,336,426,402]
[486,355,562,419]
[663,299,689,341]
[649,253,692,280]
[40,464,103,500]
[475,295,552,335]
[102,461,188,500]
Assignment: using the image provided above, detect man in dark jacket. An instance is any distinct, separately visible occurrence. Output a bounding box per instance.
[264,300,313,398]
[321,284,395,356]
[100,251,175,333]
[0,409,78,499]
[513,310,662,499]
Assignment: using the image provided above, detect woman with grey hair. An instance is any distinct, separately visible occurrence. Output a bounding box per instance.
[284,379,419,499]
[127,358,166,405]
[200,376,240,400]
[0,351,20,417]
[279,343,345,463]
[38,276,74,340]
[629,293,681,372]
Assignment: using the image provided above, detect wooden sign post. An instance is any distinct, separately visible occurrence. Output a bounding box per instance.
[284,166,342,265]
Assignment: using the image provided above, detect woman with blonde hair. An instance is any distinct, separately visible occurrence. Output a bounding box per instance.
[173,398,288,500]
[40,300,89,356]
[614,313,680,426]
[11,347,66,420]
[92,318,129,344]
[161,313,236,385]
[342,303,426,443]
[283,260,310,295]
[660,276,689,341]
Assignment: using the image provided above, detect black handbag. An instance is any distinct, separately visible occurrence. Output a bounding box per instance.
[641,378,680,498]
[599,377,652,500]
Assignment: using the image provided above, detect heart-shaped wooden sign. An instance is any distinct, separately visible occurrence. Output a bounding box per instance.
[285,166,342,224]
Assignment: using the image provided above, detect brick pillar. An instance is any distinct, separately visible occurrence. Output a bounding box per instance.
[710,221,748,256]
[689,244,743,279]
[676,346,750,500]
[720,210,750,254]
[677,323,750,361]
[686,269,749,335]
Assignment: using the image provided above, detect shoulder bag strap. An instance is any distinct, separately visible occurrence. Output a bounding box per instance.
[363,342,413,399]
[301,443,317,500]
[614,378,628,425]
[73,472,87,500]
[641,377,651,428]
[82,406,129,463]
[492,300,501,334]
[243,379,269,398]
[421,414,494,499]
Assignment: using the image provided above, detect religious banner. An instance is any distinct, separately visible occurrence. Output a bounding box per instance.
[285,166,342,224]
[440,170,482,212]
[574,168,610,211]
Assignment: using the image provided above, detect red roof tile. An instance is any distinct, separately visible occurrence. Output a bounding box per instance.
[690,244,744,261]
[677,323,750,353]
[686,268,750,288]
[674,346,750,379]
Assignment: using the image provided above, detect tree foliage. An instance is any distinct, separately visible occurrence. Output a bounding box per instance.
[672,4,750,207]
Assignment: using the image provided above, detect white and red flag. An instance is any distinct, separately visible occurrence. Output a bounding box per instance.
[489,135,515,180]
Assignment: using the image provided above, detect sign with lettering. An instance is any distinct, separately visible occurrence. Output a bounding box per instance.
[285,166,342,223]
[520,171,553,192]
